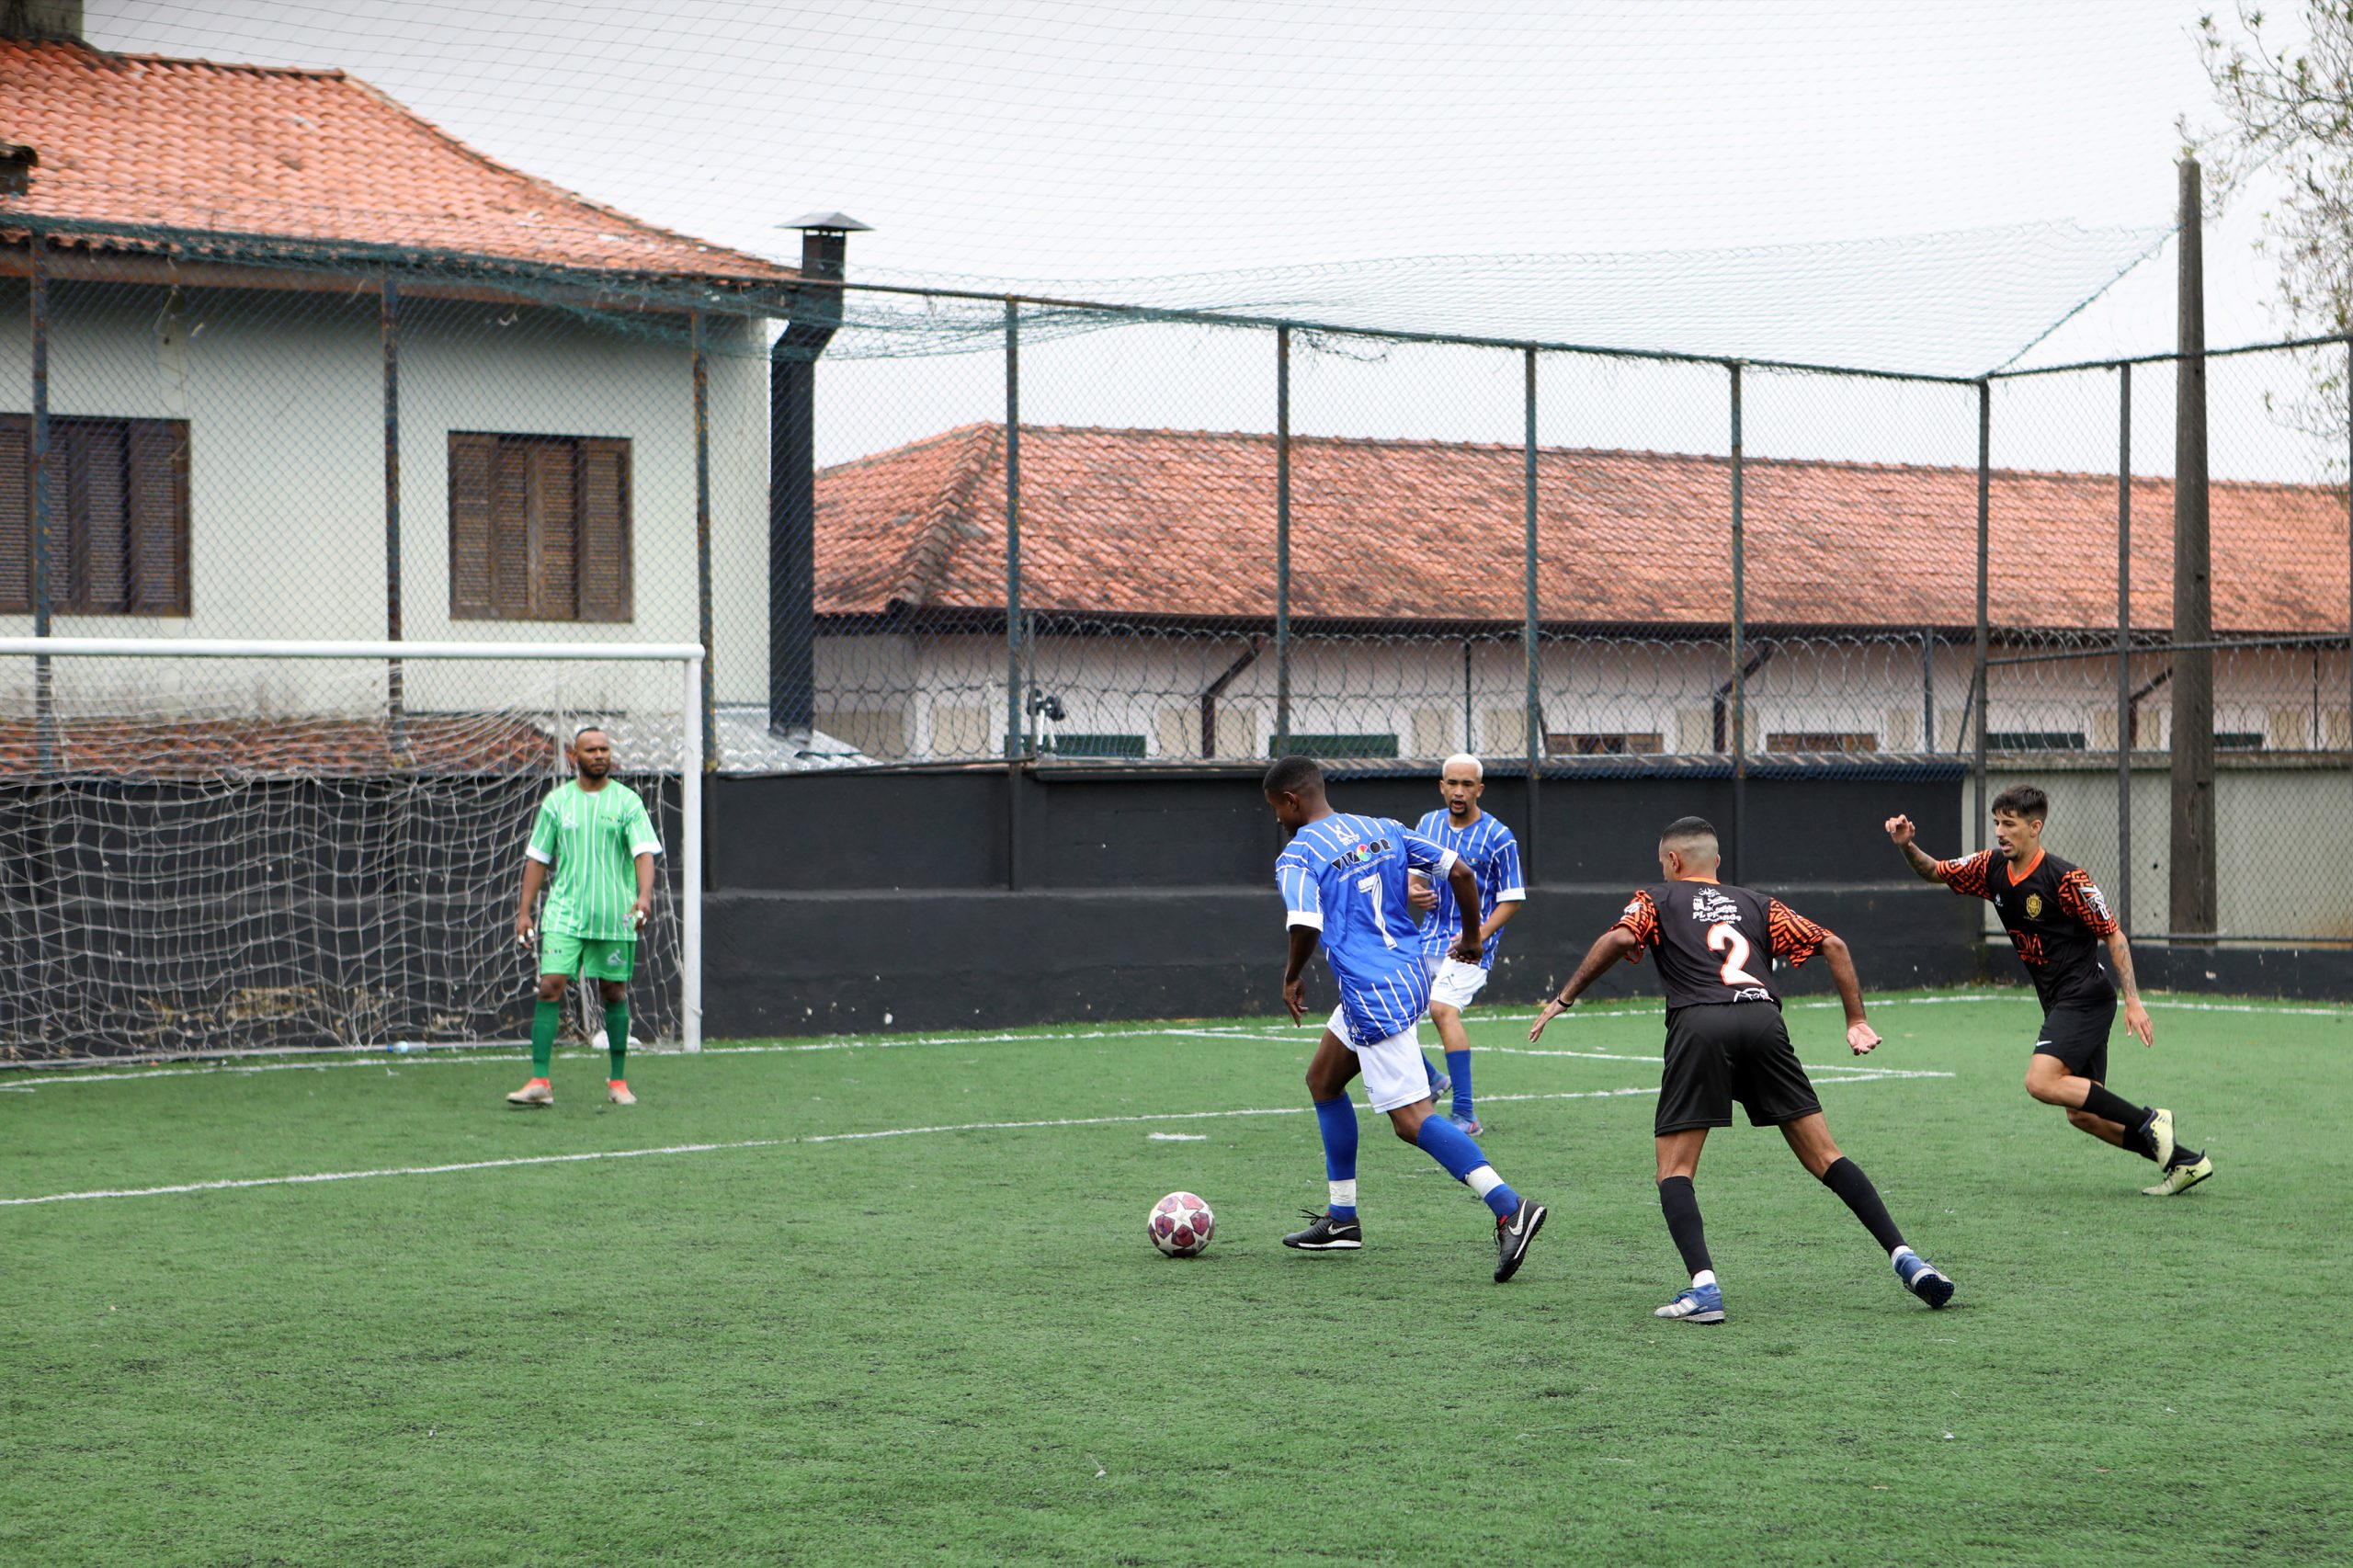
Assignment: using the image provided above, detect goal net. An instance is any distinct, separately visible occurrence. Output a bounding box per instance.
[0,638,703,1065]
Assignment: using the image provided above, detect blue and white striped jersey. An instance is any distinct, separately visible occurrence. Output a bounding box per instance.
[1413,809,1526,970]
[1276,812,1458,1043]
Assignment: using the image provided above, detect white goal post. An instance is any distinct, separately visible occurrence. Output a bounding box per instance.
[0,636,703,1062]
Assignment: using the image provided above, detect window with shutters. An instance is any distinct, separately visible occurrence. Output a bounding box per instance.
[448,432,631,622]
[0,415,191,616]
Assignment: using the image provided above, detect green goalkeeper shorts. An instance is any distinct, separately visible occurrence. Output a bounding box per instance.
[541,932,636,983]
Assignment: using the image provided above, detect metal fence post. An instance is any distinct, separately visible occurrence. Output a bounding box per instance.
[1920,629,1935,753]
[1974,379,1992,851]
[1004,300,1022,762]
[29,234,51,770]
[382,277,405,748]
[2116,361,2133,930]
[1276,324,1291,756]
[1523,346,1540,874]
[692,310,716,773]
[1728,360,1745,882]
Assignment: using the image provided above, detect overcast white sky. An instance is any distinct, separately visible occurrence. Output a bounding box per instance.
[74,1,2332,472]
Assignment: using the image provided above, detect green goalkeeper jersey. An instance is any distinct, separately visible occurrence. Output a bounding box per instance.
[527,779,662,940]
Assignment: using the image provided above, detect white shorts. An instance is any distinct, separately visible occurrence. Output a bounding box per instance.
[1324,1006,1430,1114]
[1421,955,1490,1010]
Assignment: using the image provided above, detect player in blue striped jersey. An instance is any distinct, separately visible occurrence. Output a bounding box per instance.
[1264,756,1548,1281]
[1407,755,1527,1134]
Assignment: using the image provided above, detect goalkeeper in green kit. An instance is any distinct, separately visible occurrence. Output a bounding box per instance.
[506,727,661,1108]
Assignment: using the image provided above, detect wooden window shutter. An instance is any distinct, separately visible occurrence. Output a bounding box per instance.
[530,440,575,619]
[490,440,533,619]
[124,419,190,615]
[0,415,27,613]
[575,438,631,622]
[67,418,131,612]
[448,432,495,618]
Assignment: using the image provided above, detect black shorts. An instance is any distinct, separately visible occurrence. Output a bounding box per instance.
[1655,1002,1824,1137]
[2032,997,2118,1081]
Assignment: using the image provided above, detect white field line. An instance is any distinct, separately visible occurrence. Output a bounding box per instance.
[8,986,2335,1095]
[1,1026,1184,1092]
[0,1070,1942,1208]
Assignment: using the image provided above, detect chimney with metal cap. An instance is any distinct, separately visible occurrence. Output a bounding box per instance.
[768,210,870,738]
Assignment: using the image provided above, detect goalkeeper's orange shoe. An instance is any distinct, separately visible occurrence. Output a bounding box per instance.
[506,1077,553,1108]
[607,1080,636,1107]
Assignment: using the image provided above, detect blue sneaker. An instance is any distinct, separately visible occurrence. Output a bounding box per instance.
[1893,1248,1954,1309]
[1654,1281,1724,1324]
[1442,1110,1483,1136]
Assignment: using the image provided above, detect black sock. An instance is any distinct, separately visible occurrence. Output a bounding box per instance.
[2079,1084,2156,1156]
[1657,1176,1712,1276]
[1819,1156,1907,1255]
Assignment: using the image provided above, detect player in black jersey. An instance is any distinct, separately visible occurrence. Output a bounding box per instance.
[1887,784,2213,1196]
[1529,817,1954,1324]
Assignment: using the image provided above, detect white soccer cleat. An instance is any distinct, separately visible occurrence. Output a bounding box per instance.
[607,1080,636,1107]
[506,1078,553,1108]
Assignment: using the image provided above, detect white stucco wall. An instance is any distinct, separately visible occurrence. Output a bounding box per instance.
[0,276,768,733]
[815,630,2352,766]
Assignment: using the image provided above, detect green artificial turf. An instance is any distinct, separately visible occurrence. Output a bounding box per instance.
[3,989,2346,1566]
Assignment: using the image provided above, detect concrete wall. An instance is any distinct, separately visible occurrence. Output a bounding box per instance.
[699,765,1985,1037]
[815,628,2352,765]
[1980,759,2353,940]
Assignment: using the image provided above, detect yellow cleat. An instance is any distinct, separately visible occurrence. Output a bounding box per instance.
[2141,1153,2212,1196]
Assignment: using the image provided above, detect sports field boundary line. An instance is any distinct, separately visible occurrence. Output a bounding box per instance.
[7,988,2334,1092]
[0,1070,1943,1208]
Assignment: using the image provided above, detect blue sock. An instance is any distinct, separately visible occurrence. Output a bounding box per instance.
[1422,1051,1445,1091]
[1416,1115,1521,1218]
[1445,1049,1472,1117]
[1313,1095,1359,1220]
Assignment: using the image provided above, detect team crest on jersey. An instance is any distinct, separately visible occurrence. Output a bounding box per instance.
[608,949,623,965]
[1688,887,1743,925]
[2024,892,2043,919]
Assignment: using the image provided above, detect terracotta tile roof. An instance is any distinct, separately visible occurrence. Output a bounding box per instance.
[0,714,555,778]
[0,40,794,284]
[815,424,2350,635]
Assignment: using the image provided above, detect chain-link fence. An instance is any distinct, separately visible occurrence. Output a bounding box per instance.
[2,218,2347,942]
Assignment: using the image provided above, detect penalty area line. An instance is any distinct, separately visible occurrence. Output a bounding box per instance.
[0,1070,1938,1208]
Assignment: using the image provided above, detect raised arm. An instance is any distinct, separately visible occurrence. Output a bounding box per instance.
[1883,813,1949,883]
[1527,926,1643,1041]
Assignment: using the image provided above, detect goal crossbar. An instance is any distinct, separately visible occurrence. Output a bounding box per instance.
[0,636,706,1055]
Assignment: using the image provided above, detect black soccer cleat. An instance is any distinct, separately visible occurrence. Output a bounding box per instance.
[1493,1199,1547,1283]
[1281,1210,1364,1250]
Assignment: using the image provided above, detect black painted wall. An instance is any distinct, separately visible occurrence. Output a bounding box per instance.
[701,765,1997,1038]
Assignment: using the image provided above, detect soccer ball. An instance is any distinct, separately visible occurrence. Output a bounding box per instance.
[589,1028,642,1054]
[1148,1191,1215,1257]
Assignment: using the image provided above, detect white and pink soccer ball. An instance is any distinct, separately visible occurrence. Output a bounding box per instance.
[1148,1191,1216,1257]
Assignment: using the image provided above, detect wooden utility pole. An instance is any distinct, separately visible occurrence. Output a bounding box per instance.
[2169,157,2217,936]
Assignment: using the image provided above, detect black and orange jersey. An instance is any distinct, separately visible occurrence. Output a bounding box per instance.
[1614,881,1831,1012]
[1939,847,2118,1010]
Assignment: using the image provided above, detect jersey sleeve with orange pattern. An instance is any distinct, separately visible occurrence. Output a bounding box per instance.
[2054,867,2120,937]
[1764,899,1831,965]
[1613,888,1660,945]
[1938,849,1995,899]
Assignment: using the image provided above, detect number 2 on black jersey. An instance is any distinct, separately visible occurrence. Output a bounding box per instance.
[1707,921,1765,985]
